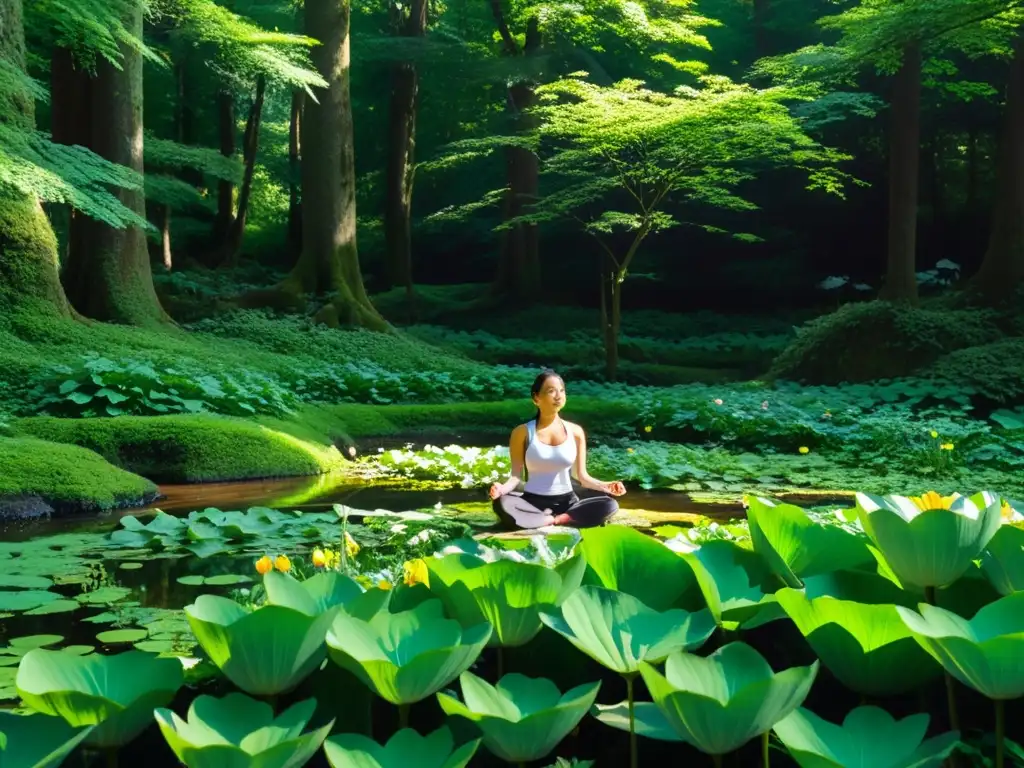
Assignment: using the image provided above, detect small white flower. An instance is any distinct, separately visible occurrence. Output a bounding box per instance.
[390,523,408,534]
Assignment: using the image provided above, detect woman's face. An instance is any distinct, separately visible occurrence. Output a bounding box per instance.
[533,376,566,414]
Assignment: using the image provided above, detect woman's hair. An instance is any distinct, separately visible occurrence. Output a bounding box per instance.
[530,369,563,423]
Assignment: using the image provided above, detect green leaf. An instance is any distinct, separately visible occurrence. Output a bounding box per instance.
[96,629,149,645]
[0,591,60,612]
[323,727,480,768]
[0,710,94,768]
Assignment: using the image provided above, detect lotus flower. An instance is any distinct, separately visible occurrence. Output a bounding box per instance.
[639,642,818,756]
[326,598,491,705]
[539,585,715,676]
[154,693,333,768]
[437,671,600,763]
[896,591,1024,699]
[854,491,1002,589]
[0,710,93,768]
[425,538,585,647]
[746,496,873,588]
[16,649,183,748]
[981,524,1024,595]
[185,570,387,695]
[775,588,939,696]
[774,706,959,768]
[323,727,479,768]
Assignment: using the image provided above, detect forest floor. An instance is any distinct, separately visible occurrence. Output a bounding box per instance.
[2,277,1024,521]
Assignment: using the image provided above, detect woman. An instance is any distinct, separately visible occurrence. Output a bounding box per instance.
[488,369,625,528]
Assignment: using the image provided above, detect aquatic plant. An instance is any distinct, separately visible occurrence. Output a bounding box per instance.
[185,570,387,695]
[0,710,93,768]
[773,706,959,768]
[323,727,480,768]
[155,693,333,768]
[16,649,183,748]
[325,599,491,707]
[437,671,600,764]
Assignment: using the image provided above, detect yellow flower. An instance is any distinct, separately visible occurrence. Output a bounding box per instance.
[930,430,938,439]
[312,548,327,568]
[643,425,652,433]
[940,443,954,451]
[324,549,340,568]
[798,446,809,454]
[377,579,393,590]
[344,531,360,558]
[626,447,634,453]
[274,555,291,573]
[255,555,273,575]
[403,559,430,588]
[909,491,959,512]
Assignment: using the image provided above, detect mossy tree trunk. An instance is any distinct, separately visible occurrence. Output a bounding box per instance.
[221,75,266,266]
[0,0,74,319]
[60,1,170,326]
[969,28,1024,304]
[213,90,236,249]
[382,0,426,319]
[878,40,921,305]
[287,90,304,258]
[283,0,387,329]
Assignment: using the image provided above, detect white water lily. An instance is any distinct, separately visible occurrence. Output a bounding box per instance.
[854,491,1003,589]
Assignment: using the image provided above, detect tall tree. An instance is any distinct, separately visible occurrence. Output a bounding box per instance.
[281,0,387,329]
[59,0,171,326]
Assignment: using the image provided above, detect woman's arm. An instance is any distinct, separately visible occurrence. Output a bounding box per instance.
[571,424,626,495]
[489,424,527,498]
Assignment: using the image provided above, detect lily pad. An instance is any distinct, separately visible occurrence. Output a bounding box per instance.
[203,574,252,586]
[63,645,95,656]
[10,635,64,650]
[25,599,80,616]
[97,629,149,645]
[176,575,205,586]
[118,562,143,571]
[0,575,53,589]
[77,586,132,605]
[0,590,61,612]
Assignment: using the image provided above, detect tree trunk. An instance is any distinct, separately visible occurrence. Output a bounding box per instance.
[59,1,169,326]
[601,263,621,381]
[491,16,542,301]
[969,28,1024,303]
[161,205,172,271]
[50,46,91,266]
[0,0,74,318]
[879,40,922,304]
[214,91,236,243]
[285,0,387,329]
[752,0,771,58]
[221,75,266,266]
[382,0,426,317]
[287,90,304,257]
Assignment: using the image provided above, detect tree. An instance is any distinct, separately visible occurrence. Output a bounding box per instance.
[278,0,387,329]
[508,76,847,378]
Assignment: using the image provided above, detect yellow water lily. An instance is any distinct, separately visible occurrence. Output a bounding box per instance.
[644,425,652,433]
[312,549,328,568]
[404,559,430,588]
[909,491,959,512]
[799,446,809,454]
[930,430,938,439]
[940,443,954,451]
[344,532,360,558]
[274,555,291,573]
[255,556,273,575]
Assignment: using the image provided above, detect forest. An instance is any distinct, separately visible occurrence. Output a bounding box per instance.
[3,0,1024,766]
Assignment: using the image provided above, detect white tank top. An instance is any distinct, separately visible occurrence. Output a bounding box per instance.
[524,419,577,495]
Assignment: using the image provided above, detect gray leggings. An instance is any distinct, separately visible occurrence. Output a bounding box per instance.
[493,490,618,529]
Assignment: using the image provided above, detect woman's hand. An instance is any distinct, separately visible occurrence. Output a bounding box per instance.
[488,483,505,500]
[603,480,627,496]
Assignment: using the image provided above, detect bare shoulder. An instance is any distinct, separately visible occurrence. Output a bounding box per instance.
[564,420,586,438]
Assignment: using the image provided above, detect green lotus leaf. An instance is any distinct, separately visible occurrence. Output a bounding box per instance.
[186,572,387,696]
[326,599,491,705]
[538,585,715,676]
[16,649,183,748]
[773,706,959,768]
[0,710,93,768]
[897,591,1024,699]
[578,526,698,611]
[855,491,1002,589]
[425,552,585,647]
[981,524,1024,595]
[437,671,600,763]
[591,701,685,742]
[154,693,334,768]
[679,540,776,626]
[775,589,940,696]
[746,497,873,588]
[323,727,480,768]
[638,642,818,755]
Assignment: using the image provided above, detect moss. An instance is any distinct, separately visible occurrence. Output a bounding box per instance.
[924,337,1024,403]
[769,301,1004,384]
[12,414,346,483]
[0,436,157,514]
[0,192,72,320]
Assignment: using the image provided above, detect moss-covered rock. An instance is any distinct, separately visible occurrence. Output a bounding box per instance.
[769,301,1004,384]
[12,414,346,483]
[0,437,157,517]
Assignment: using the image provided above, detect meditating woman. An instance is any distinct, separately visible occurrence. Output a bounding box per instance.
[488,369,625,528]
